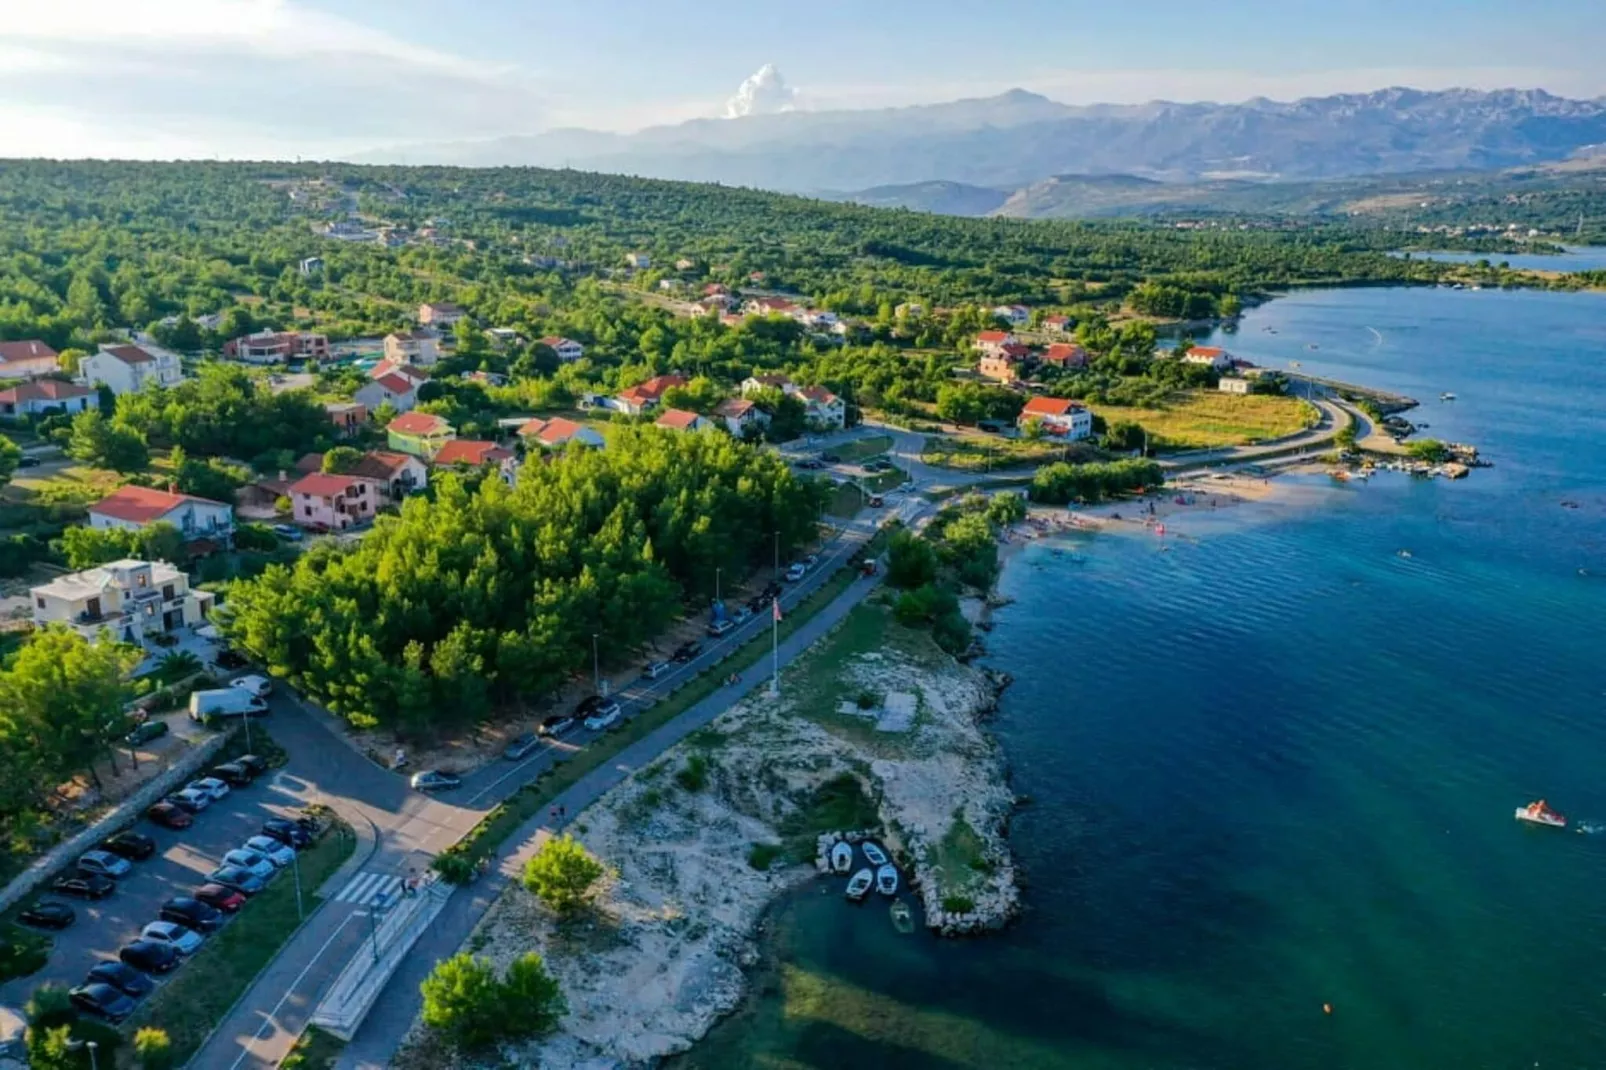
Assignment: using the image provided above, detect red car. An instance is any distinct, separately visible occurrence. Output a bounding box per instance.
[147,802,192,830]
[193,882,246,913]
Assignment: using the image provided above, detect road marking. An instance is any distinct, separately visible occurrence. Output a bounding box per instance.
[333,871,403,905]
[227,909,360,1070]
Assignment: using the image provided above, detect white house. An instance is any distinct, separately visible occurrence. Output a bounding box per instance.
[0,340,60,379]
[800,386,846,430]
[740,374,794,397]
[797,309,840,330]
[538,336,585,362]
[974,330,1020,358]
[1042,314,1073,334]
[383,330,442,366]
[518,416,605,451]
[0,379,95,418]
[80,344,184,396]
[31,559,212,646]
[626,252,651,269]
[88,485,235,546]
[1218,376,1253,395]
[655,408,710,432]
[1018,396,1093,440]
[1183,345,1234,373]
[993,305,1031,327]
[354,372,422,414]
[714,397,770,437]
[418,302,465,327]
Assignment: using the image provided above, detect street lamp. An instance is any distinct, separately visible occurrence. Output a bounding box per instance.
[715,567,722,604]
[591,633,601,697]
[292,848,304,921]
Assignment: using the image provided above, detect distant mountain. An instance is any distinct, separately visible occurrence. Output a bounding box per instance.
[364,87,1606,194]
[829,181,1011,216]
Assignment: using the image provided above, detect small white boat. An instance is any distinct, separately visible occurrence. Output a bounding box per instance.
[1441,392,1457,401]
[845,868,873,900]
[876,864,899,896]
[830,841,853,874]
[1515,800,1567,829]
[861,841,889,867]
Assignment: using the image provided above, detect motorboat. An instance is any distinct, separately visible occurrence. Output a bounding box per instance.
[830,841,853,874]
[845,868,873,901]
[1515,800,1566,828]
[1441,392,1457,401]
[876,864,899,896]
[861,842,889,866]
[890,901,915,933]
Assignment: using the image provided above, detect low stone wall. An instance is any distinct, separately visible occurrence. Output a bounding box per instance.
[0,733,230,915]
[310,877,454,1040]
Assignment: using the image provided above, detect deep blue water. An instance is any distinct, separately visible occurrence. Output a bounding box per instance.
[685,286,1606,1070]
[1394,245,1606,272]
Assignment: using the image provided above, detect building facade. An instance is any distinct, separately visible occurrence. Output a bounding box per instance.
[31,559,212,645]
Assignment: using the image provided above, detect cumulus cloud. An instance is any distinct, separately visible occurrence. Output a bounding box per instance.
[724,64,799,119]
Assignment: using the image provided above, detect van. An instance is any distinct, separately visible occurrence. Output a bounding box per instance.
[188,688,269,723]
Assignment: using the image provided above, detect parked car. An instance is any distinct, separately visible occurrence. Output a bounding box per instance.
[192,883,246,913]
[504,733,542,761]
[18,902,76,930]
[760,581,783,602]
[579,696,623,731]
[16,455,39,468]
[785,563,807,582]
[159,896,223,933]
[214,649,250,671]
[146,802,192,830]
[207,865,266,895]
[86,960,154,998]
[166,788,211,813]
[244,835,296,868]
[51,875,114,900]
[189,688,269,723]
[77,850,132,880]
[671,640,702,663]
[140,920,204,955]
[803,554,819,570]
[271,524,304,542]
[732,606,754,625]
[821,452,841,463]
[537,714,575,737]
[235,754,270,777]
[188,777,231,802]
[229,674,273,698]
[641,661,671,681]
[899,480,916,493]
[260,818,312,849]
[70,983,136,1022]
[409,770,461,793]
[101,831,156,861]
[867,495,884,508]
[118,940,180,974]
[221,849,276,881]
[707,618,735,638]
[125,720,169,747]
[210,761,255,787]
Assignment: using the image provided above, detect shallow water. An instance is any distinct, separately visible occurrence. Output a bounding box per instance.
[1393,245,1606,273]
[683,286,1606,1070]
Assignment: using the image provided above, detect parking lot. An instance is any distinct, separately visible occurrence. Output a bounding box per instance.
[0,755,311,1009]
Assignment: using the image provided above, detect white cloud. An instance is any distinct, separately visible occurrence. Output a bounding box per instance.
[724,64,799,119]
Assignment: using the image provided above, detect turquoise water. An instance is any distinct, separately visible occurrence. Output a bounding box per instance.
[684,286,1606,1070]
[1395,245,1606,272]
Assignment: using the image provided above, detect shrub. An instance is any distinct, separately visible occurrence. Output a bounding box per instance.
[747,842,782,870]
[855,690,878,710]
[134,1026,175,1070]
[674,753,710,792]
[521,834,604,915]
[941,894,976,914]
[420,951,565,1053]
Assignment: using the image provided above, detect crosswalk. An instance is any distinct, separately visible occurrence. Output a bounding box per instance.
[332,870,406,906]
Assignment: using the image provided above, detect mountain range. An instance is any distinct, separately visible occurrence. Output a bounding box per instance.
[365,87,1606,201]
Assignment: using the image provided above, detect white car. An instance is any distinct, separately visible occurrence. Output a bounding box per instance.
[141,920,203,955]
[168,787,211,812]
[221,848,276,881]
[230,675,272,698]
[243,835,295,868]
[785,563,807,582]
[188,777,230,801]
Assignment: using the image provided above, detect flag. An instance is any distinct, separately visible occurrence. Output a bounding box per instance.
[772,597,783,622]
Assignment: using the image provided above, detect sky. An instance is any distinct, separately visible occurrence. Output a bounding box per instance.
[2,0,1603,159]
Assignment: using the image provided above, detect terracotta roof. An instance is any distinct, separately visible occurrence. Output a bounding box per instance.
[372,372,418,396]
[976,331,1011,344]
[433,440,512,466]
[295,452,325,474]
[90,485,225,524]
[997,344,1030,359]
[800,385,839,405]
[388,412,450,435]
[744,374,791,389]
[101,344,156,365]
[655,408,702,430]
[532,416,588,446]
[539,335,579,349]
[350,451,416,479]
[290,472,363,497]
[1187,346,1226,358]
[1042,343,1088,365]
[1021,396,1082,417]
[0,340,58,365]
[714,398,755,418]
[1043,315,1072,326]
[0,379,91,403]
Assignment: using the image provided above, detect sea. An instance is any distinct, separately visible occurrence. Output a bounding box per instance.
[681,282,1606,1070]
[1396,245,1606,273]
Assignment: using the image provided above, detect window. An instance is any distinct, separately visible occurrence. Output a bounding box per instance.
[136,573,148,587]
[162,584,175,600]
[35,597,44,609]
[303,505,313,517]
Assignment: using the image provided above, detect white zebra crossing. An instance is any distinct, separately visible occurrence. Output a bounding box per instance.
[333,871,404,905]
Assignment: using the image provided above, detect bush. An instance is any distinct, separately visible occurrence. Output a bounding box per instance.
[855,690,878,710]
[420,951,565,1053]
[747,842,782,870]
[941,894,976,913]
[674,753,710,792]
[521,834,604,915]
[234,523,279,552]
[1407,438,1451,463]
[134,1026,175,1070]
[886,529,937,589]
[1029,458,1163,505]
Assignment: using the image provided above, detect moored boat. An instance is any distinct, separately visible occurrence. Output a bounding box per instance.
[862,841,889,867]
[845,868,873,900]
[830,841,853,873]
[1515,799,1566,828]
[890,900,915,933]
[876,864,899,896]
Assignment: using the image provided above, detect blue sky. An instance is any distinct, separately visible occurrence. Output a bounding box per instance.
[2,0,1601,158]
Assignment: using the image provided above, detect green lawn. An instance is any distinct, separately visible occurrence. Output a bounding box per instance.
[922,434,1103,472]
[828,436,892,463]
[1091,391,1318,449]
[124,821,357,1063]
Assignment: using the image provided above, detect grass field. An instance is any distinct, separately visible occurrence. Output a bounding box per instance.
[1091,391,1318,449]
[827,436,892,463]
[922,434,1104,472]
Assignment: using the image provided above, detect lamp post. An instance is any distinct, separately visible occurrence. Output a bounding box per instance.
[292,848,304,921]
[715,567,722,604]
[86,1041,98,1070]
[591,633,602,697]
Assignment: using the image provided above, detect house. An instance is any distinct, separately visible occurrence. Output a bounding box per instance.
[369,359,430,387]
[1218,376,1253,395]
[1018,396,1093,440]
[1183,345,1233,372]
[1041,343,1089,369]
[383,330,441,367]
[223,330,330,364]
[349,450,429,503]
[614,374,687,416]
[800,385,846,430]
[702,283,729,297]
[463,370,508,387]
[485,328,521,350]
[418,302,465,327]
[386,411,454,458]
[298,257,324,276]
[740,374,794,397]
[744,296,798,317]
[80,344,184,395]
[89,485,234,547]
[655,408,709,432]
[714,397,769,437]
[433,439,514,468]
[1042,314,1072,334]
[288,472,376,531]
[0,340,60,379]
[31,559,212,646]
[894,302,925,320]
[992,305,1031,327]
[538,336,585,362]
[325,401,367,435]
[354,372,422,414]
[625,252,651,269]
[0,379,95,418]
[797,309,840,330]
[675,258,697,272]
[974,330,1020,358]
[518,417,605,451]
[979,347,1029,383]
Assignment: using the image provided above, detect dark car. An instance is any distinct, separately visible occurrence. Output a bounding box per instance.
[235,754,270,777]
[125,720,169,747]
[119,940,180,974]
[160,896,224,933]
[537,714,576,737]
[146,801,192,830]
[17,455,40,468]
[193,883,247,913]
[70,983,136,1022]
[86,959,154,998]
[18,902,76,930]
[671,640,702,663]
[207,865,266,895]
[798,458,823,469]
[101,830,157,861]
[214,649,250,670]
[504,733,542,761]
[210,761,255,786]
[260,818,312,849]
[51,874,115,900]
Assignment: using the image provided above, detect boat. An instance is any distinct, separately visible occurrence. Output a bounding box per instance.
[861,841,889,866]
[1515,800,1567,829]
[845,868,873,900]
[876,864,899,896]
[830,841,853,874]
[1440,392,1457,401]
[890,901,915,933]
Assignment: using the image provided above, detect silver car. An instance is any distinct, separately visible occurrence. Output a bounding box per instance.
[243,835,295,868]
[188,777,230,801]
[221,848,276,881]
[140,920,203,955]
[77,850,132,880]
